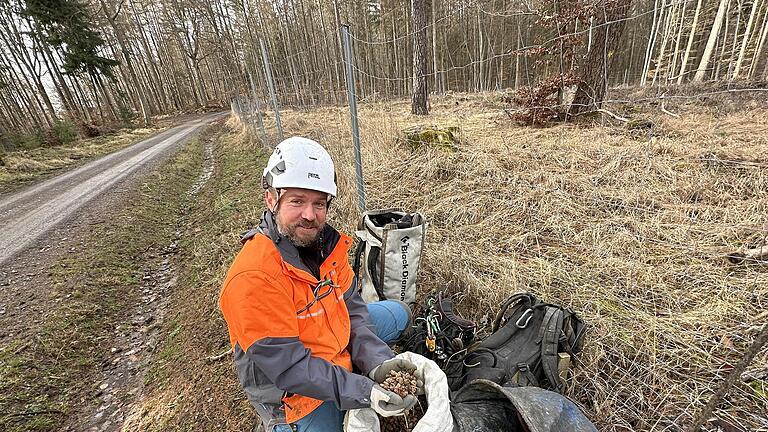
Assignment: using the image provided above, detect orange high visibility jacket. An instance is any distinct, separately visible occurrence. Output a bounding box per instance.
[219,211,393,427]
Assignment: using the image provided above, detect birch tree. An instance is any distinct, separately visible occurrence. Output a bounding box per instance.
[694,0,730,81]
[678,0,705,83]
[732,0,762,78]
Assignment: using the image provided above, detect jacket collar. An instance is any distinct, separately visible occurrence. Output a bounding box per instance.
[256,210,342,280]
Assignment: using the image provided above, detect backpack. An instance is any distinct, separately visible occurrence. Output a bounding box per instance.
[353,209,426,305]
[462,292,586,392]
[397,291,477,391]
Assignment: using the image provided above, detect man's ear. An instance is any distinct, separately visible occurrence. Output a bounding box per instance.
[264,189,275,210]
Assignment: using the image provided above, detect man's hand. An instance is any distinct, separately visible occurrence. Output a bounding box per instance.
[370,384,417,417]
[369,358,417,383]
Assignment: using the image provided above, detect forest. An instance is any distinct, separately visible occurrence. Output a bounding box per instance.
[1,1,768,432]
[1,0,767,148]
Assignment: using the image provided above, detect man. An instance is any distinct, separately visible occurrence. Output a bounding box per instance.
[219,137,419,432]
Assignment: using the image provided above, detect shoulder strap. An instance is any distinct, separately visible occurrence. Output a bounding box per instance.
[352,239,365,278]
[561,309,587,354]
[539,306,565,391]
[367,245,386,300]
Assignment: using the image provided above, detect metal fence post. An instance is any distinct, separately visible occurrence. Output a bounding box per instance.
[247,67,268,146]
[341,24,366,214]
[260,38,284,141]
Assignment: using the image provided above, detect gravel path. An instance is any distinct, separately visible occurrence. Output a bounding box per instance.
[0,112,226,266]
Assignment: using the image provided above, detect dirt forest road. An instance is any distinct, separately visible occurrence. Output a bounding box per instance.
[0,112,226,266]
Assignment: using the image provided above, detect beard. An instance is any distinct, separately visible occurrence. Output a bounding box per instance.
[276,217,324,247]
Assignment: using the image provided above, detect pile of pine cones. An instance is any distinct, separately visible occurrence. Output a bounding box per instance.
[379,370,423,432]
[380,370,419,398]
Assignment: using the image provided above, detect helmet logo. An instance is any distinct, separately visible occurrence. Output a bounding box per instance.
[308,173,320,179]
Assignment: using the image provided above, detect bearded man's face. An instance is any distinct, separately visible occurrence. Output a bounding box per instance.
[266,188,328,247]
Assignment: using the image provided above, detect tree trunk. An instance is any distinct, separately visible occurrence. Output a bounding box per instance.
[678,0,705,83]
[716,0,732,79]
[733,0,762,78]
[641,0,662,85]
[670,0,689,80]
[728,0,744,78]
[572,0,633,113]
[98,0,151,125]
[694,0,730,82]
[653,0,676,85]
[432,0,440,94]
[750,5,768,77]
[411,0,429,115]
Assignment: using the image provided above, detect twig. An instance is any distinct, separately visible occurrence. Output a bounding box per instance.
[596,108,629,122]
[659,91,681,118]
[687,323,768,432]
[13,342,30,355]
[206,347,233,362]
[660,103,680,118]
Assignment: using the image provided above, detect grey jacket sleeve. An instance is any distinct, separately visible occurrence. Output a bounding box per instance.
[343,278,394,375]
[247,336,375,410]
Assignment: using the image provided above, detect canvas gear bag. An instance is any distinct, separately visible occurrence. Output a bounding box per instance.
[462,293,586,393]
[397,291,477,391]
[353,209,426,305]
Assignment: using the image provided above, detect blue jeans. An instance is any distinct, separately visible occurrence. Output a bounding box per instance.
[272,300,410,432]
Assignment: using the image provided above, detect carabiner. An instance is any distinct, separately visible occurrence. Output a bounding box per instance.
[516,308,533,329]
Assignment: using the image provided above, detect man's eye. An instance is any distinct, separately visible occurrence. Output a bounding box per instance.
[313,202,327,209]
[289,200,303,206]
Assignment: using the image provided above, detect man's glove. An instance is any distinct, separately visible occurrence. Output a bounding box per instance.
[369,358,417,383]
[370,384,417,417]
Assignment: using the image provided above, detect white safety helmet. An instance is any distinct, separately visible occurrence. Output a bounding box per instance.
[262,137,337,198]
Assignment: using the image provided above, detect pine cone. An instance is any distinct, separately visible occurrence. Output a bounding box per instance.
[380,369,419,398]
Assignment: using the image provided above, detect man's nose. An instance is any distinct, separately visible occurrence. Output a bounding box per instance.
[301,204,317,221]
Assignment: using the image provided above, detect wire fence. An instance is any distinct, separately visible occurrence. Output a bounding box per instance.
[230,19,768,431]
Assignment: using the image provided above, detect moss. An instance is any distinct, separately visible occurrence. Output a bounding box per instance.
[402,125,460,151]
[750,380,767,400]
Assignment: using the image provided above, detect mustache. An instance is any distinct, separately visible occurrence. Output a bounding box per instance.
[295,220,320,229]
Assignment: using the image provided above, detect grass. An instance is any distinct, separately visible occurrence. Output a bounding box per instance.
[122,123,264,431]
[302,92,768,431]
[0,126,161,194]
[124,89,766,431]
[0,129,207,431]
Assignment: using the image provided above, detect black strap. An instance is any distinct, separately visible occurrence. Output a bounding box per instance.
[437,292,476,330]
[367,245,386,300]
[492,292,535,332]
[352,239,365,278]
[540,306,564,391]
[513,362,540,387]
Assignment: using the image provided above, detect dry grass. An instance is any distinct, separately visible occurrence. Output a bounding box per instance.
[0,127,160,194]
[262,91,768,431]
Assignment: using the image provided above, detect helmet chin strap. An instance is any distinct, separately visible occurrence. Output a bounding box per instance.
[269,188,283,213]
